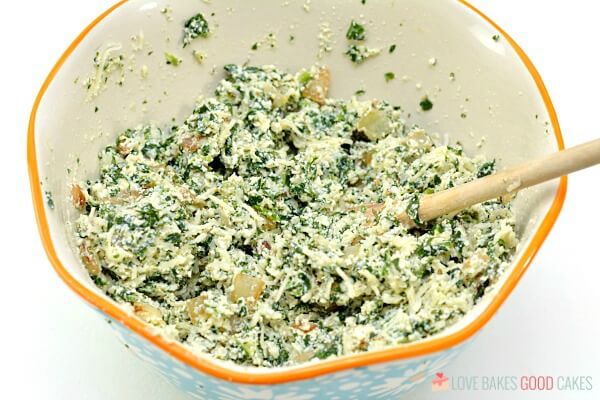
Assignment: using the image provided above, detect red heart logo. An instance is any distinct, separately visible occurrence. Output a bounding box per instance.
[436,372,444,378]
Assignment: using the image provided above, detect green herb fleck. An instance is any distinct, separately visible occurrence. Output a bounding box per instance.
[92,276,107,287]
[346,20,366,41]
[139,204,160,228]
[165,52,182,66]
[298,71,312,85]
[492,34,500,42]
[420,96,433,111]
[355,89,366,96]
[384,72,395,82]
[183,13,210,47]
[346,45,361,62]
[316,345,338,359]
[45,191,55,210]
[406,194,422,225]
[477,160,496,178]
[389,44,397,53]
[165,233,182,246]
[251,42,259,51]
[448,145,463,156]
[345,45,379,64]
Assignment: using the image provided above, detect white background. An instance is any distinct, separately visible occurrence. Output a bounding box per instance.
[1,1,599,399]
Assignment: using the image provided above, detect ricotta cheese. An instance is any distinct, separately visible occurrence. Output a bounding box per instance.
[74,64,517,368]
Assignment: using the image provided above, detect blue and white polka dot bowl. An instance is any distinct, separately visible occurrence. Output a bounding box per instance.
[28,0,565,398]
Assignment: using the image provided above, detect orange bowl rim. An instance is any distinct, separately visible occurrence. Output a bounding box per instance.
[27,0,567,385]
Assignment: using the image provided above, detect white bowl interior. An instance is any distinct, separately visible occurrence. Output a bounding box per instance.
[34,0,561,370]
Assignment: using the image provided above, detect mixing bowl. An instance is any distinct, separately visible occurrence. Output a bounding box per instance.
[28,0,566,398]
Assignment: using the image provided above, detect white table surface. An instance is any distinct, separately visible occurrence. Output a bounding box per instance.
[2,1,599,399]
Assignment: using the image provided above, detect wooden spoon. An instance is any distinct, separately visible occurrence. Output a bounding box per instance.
[395,138,600,228]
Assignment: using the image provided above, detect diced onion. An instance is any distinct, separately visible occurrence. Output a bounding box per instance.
[357,109,391,141]
[230,273,266,302]
[301,67,330,105]
[186,294,210,323]
[133,302,164,326]
[71,184,86,210]
[79,241,100,276]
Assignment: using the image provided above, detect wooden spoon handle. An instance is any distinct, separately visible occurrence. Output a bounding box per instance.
[397,138,600,227]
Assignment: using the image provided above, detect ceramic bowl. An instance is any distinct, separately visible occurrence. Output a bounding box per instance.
[28,0,566,398]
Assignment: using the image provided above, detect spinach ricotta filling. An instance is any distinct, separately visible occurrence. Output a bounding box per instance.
[183,13,210,48]
[73,64,517,367]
